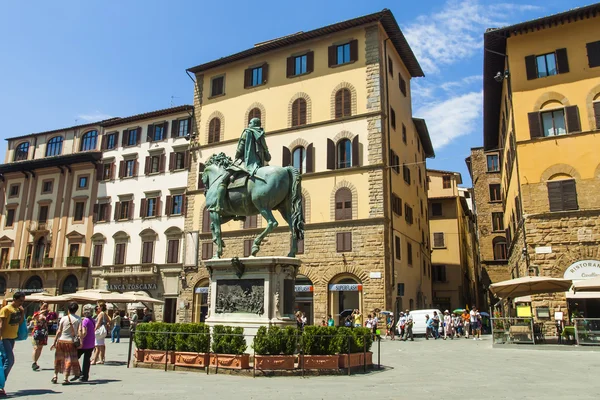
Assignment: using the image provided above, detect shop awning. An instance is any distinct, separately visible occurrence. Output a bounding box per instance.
[490,276,573,298]
[513,295,532,303]
[566,291,600,300]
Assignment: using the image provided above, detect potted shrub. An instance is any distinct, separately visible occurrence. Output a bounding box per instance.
[336,327,373,368]
[133,323,150,362]
[210,325,249,369]
[66,256,90,267]
[43,257,53,267]
[143,322,176,364]
[174,323,211,368]
[9,260,20,269]
[253,326,298,370]
[301,326,339,369]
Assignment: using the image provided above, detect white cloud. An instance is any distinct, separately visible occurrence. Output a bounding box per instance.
[439,75,483,92]
[77,112,112,122]
[415,91,482,150]
[403,0,540,74]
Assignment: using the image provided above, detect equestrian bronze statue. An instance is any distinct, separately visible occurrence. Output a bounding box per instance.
[202,117,304,258]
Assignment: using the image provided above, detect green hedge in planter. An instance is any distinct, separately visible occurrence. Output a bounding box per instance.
[253,326,298,355]
[9,260,20,269]
[136,322,176,351]
[174,323,210,353]
[212,325,247,355]
[352,327,373,353]
[66,256,89,267]
[134,323,150,350]
[301,326,339,355]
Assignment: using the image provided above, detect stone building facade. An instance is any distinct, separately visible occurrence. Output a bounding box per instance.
[466,147,510,307]
[482,5,600,322]
[178,10,435,325]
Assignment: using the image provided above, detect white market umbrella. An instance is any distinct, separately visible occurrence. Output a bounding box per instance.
[572,276,600,293]
[68,289,135,303]
[122,291,164,304]
[490,276,573,299]
[25,292,73,303]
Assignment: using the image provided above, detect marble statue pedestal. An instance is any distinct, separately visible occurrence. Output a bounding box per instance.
[204,256,301,341]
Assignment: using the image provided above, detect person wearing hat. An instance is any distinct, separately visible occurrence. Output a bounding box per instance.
[443,310,453,340]
[402,310,414,341]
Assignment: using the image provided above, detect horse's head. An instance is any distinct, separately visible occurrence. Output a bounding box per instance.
[202,152,232,190]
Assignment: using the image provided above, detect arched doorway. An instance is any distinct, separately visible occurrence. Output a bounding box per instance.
[61,274,78,295]
[294,275,313,325]
[25,275,43,293]
[329,275,362,326]
[192,280,209,323]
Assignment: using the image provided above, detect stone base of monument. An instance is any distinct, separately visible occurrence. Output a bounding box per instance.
[204,256,301,342]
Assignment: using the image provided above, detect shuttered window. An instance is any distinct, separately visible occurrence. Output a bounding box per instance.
[443,176,451,189]
[244,215,258,229]
[336,139,352,169]
[167,239,179,264]
[404,204,413,225]
[493,237,507,260]
[390,150,400,173]
[391,193,402,216]
[334,88,352,118]
[141,241,154,264]
[92,244,103,267]
[390,108,396,130]
[489,184,501,202]
[525,49,568,80]
[594,102,600,130]
[403,164,411,185]
[208,118,221,143]
[431,202,442,217]
[336,232,352,252]
[328,40,358,67]
[291,98,307,126]
[547,179,578,212]
[335,188,352,220]
[201,242,213,260]
[407,242,413,265]
[211,76,224,97]
[540,109,566,136]
[587,41,600,68]
[399,74,407,96]
[243,240,253,257]
[114,243,126,265]
[202,207,211,233]
[394,236,401,260]
[433,232,445,248]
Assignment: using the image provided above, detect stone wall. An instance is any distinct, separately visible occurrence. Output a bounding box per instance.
[521,177,600,215]
[179,220,387,322]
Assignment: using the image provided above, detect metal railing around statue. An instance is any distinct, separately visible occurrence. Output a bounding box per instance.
[127,324,380,377]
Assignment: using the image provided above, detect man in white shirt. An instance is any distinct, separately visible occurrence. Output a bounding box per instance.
[470,308,480,340]
[397,313,407,338]
[402,310,414,341]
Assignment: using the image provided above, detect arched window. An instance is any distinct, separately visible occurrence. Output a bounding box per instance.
[25,275,43,291]
[14,142,29,161]
[202,207,211,233]
[80,130,98,151]
[140,229,157,264]
[46,136,63,157]
[291,98,307,127]
[247,108,261,125]
[292,146,305,174]
[547,178,578,212]
[493,237,507,260]
[336,139,352,169]
[61,274,78,294]
[335,88,352,118]
[208,118,221,143]
[193,280,209,323]
[335,188,352,220]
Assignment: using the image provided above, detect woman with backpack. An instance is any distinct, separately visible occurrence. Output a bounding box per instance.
[50,302,81,385]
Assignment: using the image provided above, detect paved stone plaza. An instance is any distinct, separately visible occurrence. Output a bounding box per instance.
[4,336,599,399]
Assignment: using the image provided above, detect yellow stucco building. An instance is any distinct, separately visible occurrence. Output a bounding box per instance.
[482,4,600,321]
[179,10,435,325]
[427,169,480,311]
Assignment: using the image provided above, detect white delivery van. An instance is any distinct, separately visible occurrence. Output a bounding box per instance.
[409,309,444,336]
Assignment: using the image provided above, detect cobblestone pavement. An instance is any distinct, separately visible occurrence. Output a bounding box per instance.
[3,335,599,399]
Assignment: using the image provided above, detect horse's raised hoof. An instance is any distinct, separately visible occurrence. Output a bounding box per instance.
[251,245,260,257]
[287,252,296,258]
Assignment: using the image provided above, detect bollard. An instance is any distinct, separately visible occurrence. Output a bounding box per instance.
[206,332,210,375]
[363,334,367,373]
[347,335,351,376]
[127,328,134,368]
[253,335,256,378]
[164,331,169,372]
[300,334,304,378]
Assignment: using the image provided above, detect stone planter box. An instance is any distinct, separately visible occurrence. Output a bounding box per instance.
[210,353,250,370]
[143,350,175,364]
[175,352,209,368]
[254,355,295,370]
[302,355,339,369]
[338,352,373,368]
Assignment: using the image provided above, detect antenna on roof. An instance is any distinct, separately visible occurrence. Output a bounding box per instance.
[170,96,180,107]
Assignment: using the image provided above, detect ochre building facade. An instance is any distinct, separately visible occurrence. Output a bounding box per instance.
[482,4,600,322]
[179,10,435,325]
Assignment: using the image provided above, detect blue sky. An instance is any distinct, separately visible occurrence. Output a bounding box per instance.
[0,0,591,185]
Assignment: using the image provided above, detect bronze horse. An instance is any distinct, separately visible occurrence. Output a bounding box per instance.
[202,153,304,258]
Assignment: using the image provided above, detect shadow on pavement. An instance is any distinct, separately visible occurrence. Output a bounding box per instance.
[102,361,127,366]
[85,379,121,385]
[9,389,59,397]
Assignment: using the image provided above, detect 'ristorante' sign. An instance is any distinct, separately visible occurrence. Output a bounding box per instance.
[563,260,600,280]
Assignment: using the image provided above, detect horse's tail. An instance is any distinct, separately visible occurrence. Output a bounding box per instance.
[286,166,305,240]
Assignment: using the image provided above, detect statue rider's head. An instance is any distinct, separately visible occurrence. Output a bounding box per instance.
[248,118,261,128]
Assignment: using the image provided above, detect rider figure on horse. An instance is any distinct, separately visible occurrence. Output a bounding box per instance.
[209,117,271,213]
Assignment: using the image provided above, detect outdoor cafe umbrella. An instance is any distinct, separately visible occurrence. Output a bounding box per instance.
[68,289,135,303]
[572,276,600,293]
[121,291,164,305]
[25,291,73,303]
[453,308,465,314]
[490,276,573,299]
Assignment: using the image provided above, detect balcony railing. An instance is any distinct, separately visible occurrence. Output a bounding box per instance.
[97,264,158,277]
[1,257,90,270]
[28,220,52,233]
